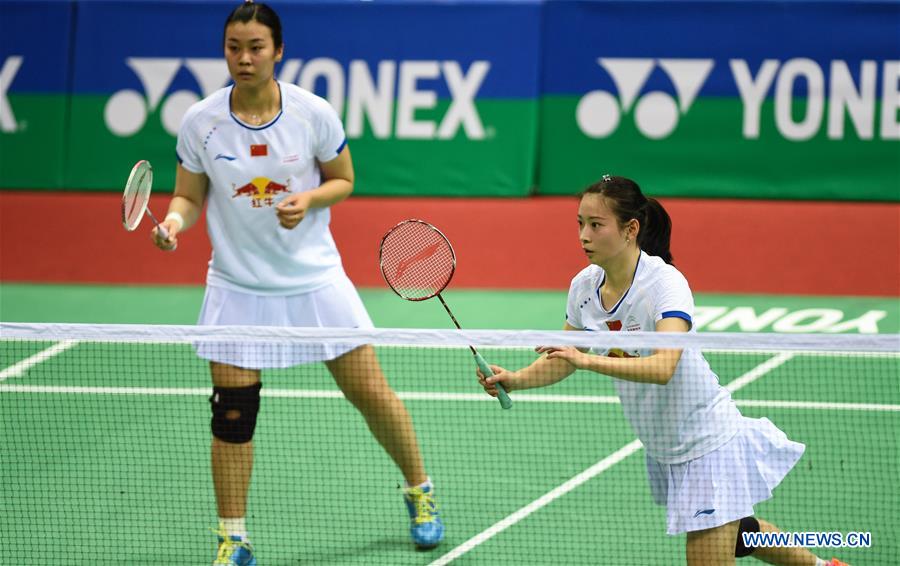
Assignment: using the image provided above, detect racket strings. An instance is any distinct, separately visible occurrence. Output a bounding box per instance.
[381,222,455,300]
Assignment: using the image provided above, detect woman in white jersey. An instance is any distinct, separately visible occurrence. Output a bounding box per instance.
[479,176,847,566]
[151,2,443,563]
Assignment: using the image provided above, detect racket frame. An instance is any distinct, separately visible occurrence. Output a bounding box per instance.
[121,160,168,240]
[122,160,153,231]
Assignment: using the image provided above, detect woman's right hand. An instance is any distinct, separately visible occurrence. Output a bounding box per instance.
[477,364,517,397]
[151,220,180,251]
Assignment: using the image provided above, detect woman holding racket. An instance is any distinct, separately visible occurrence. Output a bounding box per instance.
[151,2,443,563]
[478,176,847,566]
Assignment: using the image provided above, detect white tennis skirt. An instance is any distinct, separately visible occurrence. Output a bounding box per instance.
[646,416,805,535]
[195,275,374,369]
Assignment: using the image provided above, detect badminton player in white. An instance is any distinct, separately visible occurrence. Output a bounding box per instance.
[478,176,848,566]
[150,2,443,563]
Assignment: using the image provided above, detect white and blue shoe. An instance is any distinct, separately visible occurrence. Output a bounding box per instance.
[403,484,445,549]
[213,524,257,566]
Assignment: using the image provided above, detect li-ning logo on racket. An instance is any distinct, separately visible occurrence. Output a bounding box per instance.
[104,58,231,137]
[576,58,714,140]
[232,177,291,208]
[394,242,443,279]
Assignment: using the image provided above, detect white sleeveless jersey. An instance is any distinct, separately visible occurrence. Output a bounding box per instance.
[176,82,347,294]
[566,252,742,464]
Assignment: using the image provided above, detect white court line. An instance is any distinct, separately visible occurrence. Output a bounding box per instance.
[725,352,794,393]
[0,340,79,382]
[736,399,900,412]
[0,385,617,404]
[429,439,645,566]
[2,384,897,413]
[427,351,796,566]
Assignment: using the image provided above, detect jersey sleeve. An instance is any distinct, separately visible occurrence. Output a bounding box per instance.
[175,107,204,174]
[313,97,348,163]
[653,268,695,328]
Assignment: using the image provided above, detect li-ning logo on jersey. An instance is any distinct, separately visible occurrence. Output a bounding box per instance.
[576,58,714,140]
[232,177,291,208]
[104,58,231,137]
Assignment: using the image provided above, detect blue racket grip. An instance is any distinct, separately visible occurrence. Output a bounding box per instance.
[474,351,512,410]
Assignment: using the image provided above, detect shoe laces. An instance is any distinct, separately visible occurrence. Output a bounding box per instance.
[212,526,252,565]
[407,487,439,524]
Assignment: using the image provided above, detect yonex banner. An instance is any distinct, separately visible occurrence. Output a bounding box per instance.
[538,1,900,201]
[64,0,542,196]
[1,0,898,200]
[0,1,73,189]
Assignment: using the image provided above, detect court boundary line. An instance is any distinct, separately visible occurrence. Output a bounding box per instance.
[0,340,78,382]
[1,383,898,412]
[426,352,795,565]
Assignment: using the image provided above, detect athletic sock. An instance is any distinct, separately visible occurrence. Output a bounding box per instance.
[221,517,247,539]
[404,476,433,491]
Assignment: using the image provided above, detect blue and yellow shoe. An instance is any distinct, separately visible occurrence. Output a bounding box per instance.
[403,484,445,549]
[213,525,257,566]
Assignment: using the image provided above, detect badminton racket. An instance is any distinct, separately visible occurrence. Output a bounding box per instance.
[379,219,512,410]
[122,160,168,240]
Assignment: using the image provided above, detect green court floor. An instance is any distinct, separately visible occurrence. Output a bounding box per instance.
[1,284,898,564]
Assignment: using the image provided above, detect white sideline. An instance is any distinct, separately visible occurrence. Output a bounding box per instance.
[0,340,78,382]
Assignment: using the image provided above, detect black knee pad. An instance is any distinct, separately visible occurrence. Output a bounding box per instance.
[735,516,760,558]
[210,383,262,444]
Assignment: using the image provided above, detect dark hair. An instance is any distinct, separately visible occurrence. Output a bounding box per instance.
[581,175,674,264]
[224,1,283,49]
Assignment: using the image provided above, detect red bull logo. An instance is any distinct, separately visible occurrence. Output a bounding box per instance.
[232,177,291,208]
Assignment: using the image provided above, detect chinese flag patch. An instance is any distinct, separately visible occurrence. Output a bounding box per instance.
[250,144,268,157]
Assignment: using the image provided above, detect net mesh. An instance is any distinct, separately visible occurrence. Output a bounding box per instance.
[380,221,456,300]
[122,161,152,230]
[1,323,897,565]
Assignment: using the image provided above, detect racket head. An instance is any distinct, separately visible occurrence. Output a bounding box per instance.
[379,219,456,301]
[122,160,153,231]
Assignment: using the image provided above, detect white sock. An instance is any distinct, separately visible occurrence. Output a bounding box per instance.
[220,517,247,539]
[404,476,433,491]
[815,558,828,566]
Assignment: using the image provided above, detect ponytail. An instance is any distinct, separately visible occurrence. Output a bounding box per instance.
[638,198,673,264]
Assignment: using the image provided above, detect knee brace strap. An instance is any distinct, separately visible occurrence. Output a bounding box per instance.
[210,383,262,444]
[735,516,760,558]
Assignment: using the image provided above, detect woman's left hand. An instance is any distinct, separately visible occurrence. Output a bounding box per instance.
[536,346,590,369]
[275,192,312,229]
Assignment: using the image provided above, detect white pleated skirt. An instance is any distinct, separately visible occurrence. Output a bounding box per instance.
[646,416,805,535]
[194,275,374,369]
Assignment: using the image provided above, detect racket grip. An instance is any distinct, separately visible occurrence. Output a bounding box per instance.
[474,351,512,410]
[156,224,170,241]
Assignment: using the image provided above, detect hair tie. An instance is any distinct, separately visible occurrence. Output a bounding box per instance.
[601,174,611,182]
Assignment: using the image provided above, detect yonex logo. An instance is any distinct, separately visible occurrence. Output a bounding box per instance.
[0,56,24,133]
[104,58,231,137]
[277,58,490,140]
[104,57,489,141]
[576,58,714,140]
